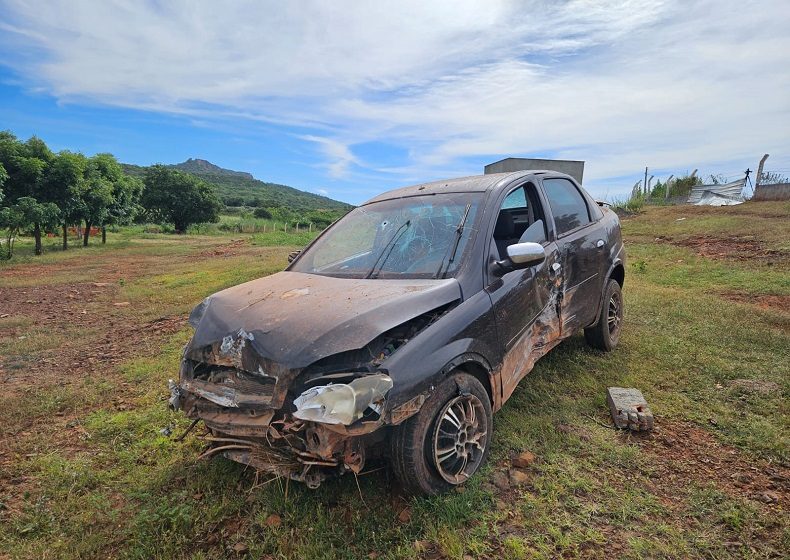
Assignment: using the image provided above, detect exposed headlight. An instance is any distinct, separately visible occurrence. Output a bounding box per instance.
[188,297,211,328]
[293,374,394,425]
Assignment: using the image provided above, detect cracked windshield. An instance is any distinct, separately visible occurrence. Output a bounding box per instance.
[291,193,481,278]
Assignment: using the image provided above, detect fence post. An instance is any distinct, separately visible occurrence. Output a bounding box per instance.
[755,154,769,187]
[309,222,313,233]
[664,175,674,200]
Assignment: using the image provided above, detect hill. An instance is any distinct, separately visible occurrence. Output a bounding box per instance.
[121,159,353,214]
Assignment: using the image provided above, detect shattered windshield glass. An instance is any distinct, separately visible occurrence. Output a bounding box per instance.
[291,193,482,279]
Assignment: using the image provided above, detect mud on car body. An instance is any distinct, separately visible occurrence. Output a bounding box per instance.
[170,171,625,495]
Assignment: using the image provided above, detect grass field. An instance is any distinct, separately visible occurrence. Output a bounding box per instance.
[0,202,788,559]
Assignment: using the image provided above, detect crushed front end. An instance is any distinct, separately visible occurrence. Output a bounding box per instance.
[170,329,395,488]
[167,271,461,488]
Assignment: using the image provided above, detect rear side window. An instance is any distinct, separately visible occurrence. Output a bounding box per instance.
[542,178,591,235]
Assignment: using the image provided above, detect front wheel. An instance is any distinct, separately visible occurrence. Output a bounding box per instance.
[390,372,492,495]
[584,278,623,351]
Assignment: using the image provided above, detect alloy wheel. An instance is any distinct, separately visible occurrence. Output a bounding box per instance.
[432,394,488,484]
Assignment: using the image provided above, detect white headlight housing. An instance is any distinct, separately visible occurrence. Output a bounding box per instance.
[293,374,394,425]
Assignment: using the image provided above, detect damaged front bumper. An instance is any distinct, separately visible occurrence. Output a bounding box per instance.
[169,351,395,488]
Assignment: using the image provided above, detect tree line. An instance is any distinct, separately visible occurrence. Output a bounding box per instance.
[0,131,222,258]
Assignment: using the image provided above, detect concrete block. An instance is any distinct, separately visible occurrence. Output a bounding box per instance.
[607,387,654,431]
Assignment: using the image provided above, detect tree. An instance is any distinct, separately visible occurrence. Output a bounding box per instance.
[0,162,7,204]
[42,151,87,250]
[141,166,221,232]
[79,155,116,246]
[253,207,272,219]
[0,197,59,259]
[0,132,55,255]
[84,154,142,244]
[104,174,143,242]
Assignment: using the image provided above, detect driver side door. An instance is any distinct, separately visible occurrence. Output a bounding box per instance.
[485,182,562,404]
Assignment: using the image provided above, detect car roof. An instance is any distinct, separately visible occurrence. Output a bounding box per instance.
[362,170,565,205]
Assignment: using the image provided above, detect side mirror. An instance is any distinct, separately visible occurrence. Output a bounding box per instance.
[507,242,546,267]
[491,242,545,276]
[287,250,301,263]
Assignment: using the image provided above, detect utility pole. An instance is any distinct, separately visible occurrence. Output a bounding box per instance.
[643,167,648,197]
[755,154,769,187]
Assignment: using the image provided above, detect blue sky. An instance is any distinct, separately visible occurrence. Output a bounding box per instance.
[1,0,789,205]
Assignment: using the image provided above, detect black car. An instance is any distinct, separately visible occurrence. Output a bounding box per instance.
[170,170,625,495]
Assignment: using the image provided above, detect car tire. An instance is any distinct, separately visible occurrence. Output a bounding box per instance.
[584,278,623,351]
[390,372,493,496]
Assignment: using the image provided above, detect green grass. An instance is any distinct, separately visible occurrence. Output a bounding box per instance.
[0,202,787,559]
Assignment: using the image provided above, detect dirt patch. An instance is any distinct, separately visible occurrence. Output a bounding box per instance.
[720,291,790,313]
[632,420,788,508]
[665,235,787,263]
[199,239,248,258]
[0,282,115,329]
[727,378,781,395]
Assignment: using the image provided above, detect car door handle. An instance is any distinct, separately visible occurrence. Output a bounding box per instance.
[596,239,605,248]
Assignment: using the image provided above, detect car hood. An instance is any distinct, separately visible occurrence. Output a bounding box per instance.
[186,271,462,369]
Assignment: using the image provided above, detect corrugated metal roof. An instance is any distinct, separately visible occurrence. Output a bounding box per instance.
[687,179,745,204]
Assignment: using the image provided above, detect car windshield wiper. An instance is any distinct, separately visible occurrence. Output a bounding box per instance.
[435,203,472,279]
[365,220,411,279]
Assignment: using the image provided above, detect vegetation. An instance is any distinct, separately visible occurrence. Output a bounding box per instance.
[0,132,144,256]
[758,171,789,184]
[140,165,222,233]
[123,158,352,219]
[0,197,59,258]
[612,173,704,213]
[0,131,344,258]
[1,202,787,558]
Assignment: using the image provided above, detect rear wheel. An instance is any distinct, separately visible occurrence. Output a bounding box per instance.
[584,278,623,351]
[390,372,492,495]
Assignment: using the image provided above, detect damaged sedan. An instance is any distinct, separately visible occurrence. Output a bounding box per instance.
[170,170,625,495]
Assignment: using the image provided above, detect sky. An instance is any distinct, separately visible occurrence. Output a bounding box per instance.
[1,0,789,205]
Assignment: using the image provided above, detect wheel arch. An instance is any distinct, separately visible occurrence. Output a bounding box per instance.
[440,353,495,408]
[610,262,625,287]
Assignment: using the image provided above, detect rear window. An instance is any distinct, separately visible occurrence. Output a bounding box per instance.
[542,178,591,235]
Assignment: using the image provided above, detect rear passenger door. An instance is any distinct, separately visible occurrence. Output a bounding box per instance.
[539,177,603,333]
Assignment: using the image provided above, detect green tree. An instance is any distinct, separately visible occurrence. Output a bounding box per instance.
[0,197,59,259]
[0,133,55,254]
[141,165,221,233]
[104,174,143,242]
[79,155,116,246]
[253,207,272,219]
[84,154,142,244]
[43,151,87,250]
[0,162,7,204]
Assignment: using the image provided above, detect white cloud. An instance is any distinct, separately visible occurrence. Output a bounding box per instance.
[1,0,789,197]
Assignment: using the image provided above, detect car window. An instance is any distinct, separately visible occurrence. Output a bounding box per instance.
[542,178,591,235]
[291,193,482,279]
[502,187,527,209]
